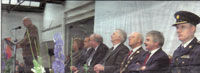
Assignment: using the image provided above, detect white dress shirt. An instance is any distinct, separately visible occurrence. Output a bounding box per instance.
[182,37,194,48]
[112,43,121,51]
[146,47,160,63]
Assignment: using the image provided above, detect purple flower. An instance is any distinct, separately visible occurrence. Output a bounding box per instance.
[53,32,62,43]
[52,60,65,73]
[55,39,63,46]
[52,32,65,73]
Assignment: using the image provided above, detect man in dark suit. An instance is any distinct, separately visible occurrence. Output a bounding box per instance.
[94,29,129,73]
[136,30,170,73]
[74,34,109,73]
[78,36,93,67]
[87,34,109,67]
[70,36,94,71]
[171,11,200,73]
[115,32,146,73]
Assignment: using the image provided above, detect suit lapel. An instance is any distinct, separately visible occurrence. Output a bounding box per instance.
[127,47,143,62]
[90,44,103,65]
[93,44,102,56]
[105,44,123,61]
[120,47,144,73]
[146,49,162,66]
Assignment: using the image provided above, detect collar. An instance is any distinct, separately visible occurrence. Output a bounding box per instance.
[146,48,160,63]
[149,47,160,58]
[182,37,194,48]
[113,43,121,51]
[86,47,92,51]
[94,45,100,51]
[131,45,142,53]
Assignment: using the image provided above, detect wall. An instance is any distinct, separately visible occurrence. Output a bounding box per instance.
[41,3,65,67]
[95,1,200,56]
[42,3,65,42]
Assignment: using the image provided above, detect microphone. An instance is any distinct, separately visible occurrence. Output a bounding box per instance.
[11,26,21,30]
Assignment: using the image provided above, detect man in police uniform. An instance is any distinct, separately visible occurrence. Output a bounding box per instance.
[171,11,200,73]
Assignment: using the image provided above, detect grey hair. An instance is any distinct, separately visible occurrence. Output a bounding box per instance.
[116,29,127,43]
[23,17,32,22]
[91,33,103,44]
[146,30,165,47]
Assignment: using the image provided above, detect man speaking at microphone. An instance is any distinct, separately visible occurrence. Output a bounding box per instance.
[17,17,39,73]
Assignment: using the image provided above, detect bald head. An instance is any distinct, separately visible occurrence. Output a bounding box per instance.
[22,17,32,27]
[90,34,103,43]
[89,34,103,48]
[128,32,143,49]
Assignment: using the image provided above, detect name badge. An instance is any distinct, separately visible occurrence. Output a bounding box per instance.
[181,55,190,58]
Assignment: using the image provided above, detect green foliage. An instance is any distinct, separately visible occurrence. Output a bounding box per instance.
[31,56,45,73]
[3,57,14,73]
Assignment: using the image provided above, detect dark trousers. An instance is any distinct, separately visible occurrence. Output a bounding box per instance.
[23,55,37,73]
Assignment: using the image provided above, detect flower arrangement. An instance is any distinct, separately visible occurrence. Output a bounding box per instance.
[1,38,15,73]
[31,56,45,73]
[52,32,65,73]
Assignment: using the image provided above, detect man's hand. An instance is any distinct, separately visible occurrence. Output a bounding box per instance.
[140,66,146,70]
[74,70,79,73]
[94,64,104,72]
[70,66,78,71]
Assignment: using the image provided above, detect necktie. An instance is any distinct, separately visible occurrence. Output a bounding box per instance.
[128,50,133,56]
[143,52,151,65]
[179,45,185,52]
[111,47,114,50]
[127,50,134,58]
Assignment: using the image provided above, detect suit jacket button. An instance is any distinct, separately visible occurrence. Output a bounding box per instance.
[130,57,133,60]
[125,65,128,67]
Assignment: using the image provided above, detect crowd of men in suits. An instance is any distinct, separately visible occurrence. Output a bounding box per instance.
[65,11,200,73]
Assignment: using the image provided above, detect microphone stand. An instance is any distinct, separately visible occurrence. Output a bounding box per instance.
[13,42,17,73]
[10,29,18,73]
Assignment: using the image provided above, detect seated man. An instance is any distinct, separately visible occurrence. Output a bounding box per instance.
[115,32,146,73]
[73,34,109,73]
[135,30,170,73]
[94,29,129,73]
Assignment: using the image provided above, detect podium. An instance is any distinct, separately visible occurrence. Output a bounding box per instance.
[1,38,17,73]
